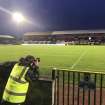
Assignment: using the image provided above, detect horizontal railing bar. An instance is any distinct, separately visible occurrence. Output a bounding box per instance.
[52,68,105,75]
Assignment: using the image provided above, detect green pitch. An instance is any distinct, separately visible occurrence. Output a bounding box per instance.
[0,45,105,75]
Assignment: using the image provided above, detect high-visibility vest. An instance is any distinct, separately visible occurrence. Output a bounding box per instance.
[3,63,29,103]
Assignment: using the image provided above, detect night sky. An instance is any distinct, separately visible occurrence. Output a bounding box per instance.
[0,0,105,36]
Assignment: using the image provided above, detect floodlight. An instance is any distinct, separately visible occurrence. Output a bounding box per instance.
[12,12,25,23]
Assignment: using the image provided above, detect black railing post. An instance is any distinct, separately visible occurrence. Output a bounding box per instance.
[62,71,65,105]
[67,71,70,105]
[100,74,103,105]
[57,71,59,105]
[52,69,56,105]
[88,88,90,105]
[82,74,85,105]
[88,73,91,105]
[77,72,80,105]
[52,69,55,80]
[94,74,96,105]
[72,72,75,105]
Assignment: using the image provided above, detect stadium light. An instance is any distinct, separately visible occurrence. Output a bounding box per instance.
[12,12,25,24]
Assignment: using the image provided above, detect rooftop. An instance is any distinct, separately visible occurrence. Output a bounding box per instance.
[0,35,15,39]
[24,30,105,36]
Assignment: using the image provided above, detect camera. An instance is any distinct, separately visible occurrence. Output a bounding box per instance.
[36,58,40,62]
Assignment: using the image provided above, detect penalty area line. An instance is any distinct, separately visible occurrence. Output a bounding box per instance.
[70,50,88,70]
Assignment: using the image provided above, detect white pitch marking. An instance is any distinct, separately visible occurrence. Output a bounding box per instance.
[70,50,88,70]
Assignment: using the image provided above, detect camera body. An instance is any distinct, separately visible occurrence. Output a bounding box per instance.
[36,58,40,62]
[28,57,40,80]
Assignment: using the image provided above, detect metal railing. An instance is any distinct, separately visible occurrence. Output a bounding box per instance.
[52,68,105,105]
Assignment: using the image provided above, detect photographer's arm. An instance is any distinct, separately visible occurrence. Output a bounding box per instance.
[25,68,39,82]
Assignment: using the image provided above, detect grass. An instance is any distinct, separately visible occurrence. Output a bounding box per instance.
[0,45,105,76]
[1,45,105,103]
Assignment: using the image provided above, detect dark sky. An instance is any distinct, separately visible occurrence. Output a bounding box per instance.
[0,0,105,36]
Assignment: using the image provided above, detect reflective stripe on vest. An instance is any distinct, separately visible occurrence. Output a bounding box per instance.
[10,75,27,84]
[5,88,26,96]
[3,64,29,103]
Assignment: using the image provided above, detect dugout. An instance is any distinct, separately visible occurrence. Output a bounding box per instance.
[24,30,105,45]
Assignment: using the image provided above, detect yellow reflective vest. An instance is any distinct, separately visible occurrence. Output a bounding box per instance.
[3,63,29,103]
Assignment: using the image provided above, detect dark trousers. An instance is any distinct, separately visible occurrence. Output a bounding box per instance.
[1,100,22,105]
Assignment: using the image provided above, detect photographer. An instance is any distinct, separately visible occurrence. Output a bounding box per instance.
[1,55,40,105]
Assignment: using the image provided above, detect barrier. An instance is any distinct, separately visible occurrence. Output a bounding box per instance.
[52,68,105,105]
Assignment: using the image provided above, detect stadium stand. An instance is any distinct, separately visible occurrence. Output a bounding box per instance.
[0,35,16,44]
[24,30,105,45]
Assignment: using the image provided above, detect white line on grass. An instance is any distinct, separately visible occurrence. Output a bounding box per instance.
[70,49,88,70]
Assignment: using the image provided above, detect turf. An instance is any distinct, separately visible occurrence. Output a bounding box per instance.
[0,45,105,75]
